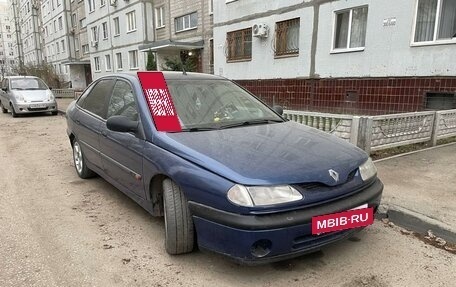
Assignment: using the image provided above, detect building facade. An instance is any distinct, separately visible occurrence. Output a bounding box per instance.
[61,0,91,90]
[14,0,43,66]
[84,0,154,79]
[214,0,456,115]
[0,2,15,76]
[139,0,214,74]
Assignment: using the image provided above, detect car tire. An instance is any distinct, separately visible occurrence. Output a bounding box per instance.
[0,102,7,113]
[72,140,95,179]
[162,179,194,255]
[10,104,17,118]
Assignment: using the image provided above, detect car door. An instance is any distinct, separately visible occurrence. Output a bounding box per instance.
[74,79,115,170]
[99,79,146,199]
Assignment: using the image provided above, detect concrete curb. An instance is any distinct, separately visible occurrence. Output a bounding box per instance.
[377,203,456,243]
[373,142,456,163]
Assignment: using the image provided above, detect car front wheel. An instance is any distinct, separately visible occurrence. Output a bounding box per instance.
[162,179,194,255]
[10,103,17,118]
[72,140,95,179]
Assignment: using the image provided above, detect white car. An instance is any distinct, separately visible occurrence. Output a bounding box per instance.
[0,76,58,117]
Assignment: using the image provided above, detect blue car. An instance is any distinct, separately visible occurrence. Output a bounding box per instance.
[66,72,383,264]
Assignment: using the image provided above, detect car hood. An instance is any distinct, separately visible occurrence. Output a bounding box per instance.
[155,122,367,186]
[12,90,49,101]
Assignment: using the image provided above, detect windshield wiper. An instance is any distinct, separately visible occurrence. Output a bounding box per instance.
[181,127,220,132]
[219,118,283,129]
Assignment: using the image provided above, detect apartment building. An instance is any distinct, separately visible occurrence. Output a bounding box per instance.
[85,0,154,79]
[138,0,214,73]
[60,0,92,89]
[214,0,456,115]
[0,2,15,76]
[41,0,72,82]
[12,0,43,66]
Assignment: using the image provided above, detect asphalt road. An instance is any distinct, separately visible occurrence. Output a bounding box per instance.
[0,112,454,287]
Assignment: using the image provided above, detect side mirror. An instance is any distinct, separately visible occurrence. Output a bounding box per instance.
[273,105,283,116]
[106,116,138,133]
[48,87,53,90]
[1,87,7,92]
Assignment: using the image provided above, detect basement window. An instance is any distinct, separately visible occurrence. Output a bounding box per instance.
[425,92,456,110]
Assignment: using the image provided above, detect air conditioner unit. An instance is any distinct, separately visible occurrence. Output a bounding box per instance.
[252,23,269,38]
[70,28,75,34]
[110,0,117,6]
[91,40,98,47]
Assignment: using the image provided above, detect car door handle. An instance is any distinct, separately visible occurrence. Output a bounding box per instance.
[75,119,80,125]
[101,131,107,137]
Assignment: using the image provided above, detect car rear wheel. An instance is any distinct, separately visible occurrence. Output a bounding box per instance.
[72,140,95,179]
[162,179,194,255]
[0,102,7,113]
[10,104,17,118]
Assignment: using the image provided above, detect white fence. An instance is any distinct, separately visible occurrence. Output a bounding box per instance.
[53,89,75,98]
[284,109,456,154]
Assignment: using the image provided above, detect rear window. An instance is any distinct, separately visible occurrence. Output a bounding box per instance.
[10,78,48,90]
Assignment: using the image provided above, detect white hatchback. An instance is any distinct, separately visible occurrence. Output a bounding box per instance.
[0,76,58,117]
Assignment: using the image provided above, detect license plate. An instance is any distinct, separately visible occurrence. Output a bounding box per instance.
[312,206,374,235]
[30,104,47,108]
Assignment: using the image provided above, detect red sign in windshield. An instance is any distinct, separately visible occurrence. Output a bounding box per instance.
[137,72,181,132]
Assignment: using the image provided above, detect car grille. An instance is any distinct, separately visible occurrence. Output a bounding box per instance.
[27,107,49,111]
[292,229,355,250]
[297,169,358,191]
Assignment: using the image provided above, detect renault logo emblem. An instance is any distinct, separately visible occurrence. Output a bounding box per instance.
[328,169,339,183]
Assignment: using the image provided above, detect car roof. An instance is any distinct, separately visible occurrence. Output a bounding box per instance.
[100,71,227,81]
[5,76,40,79]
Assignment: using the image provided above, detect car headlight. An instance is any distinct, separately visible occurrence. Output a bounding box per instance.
[359,158,377,181]
[227,185,303,207]
[47,91,55,101]
[15,94,25,102]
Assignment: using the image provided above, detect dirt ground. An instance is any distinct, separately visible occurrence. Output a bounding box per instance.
[0,112,454,287]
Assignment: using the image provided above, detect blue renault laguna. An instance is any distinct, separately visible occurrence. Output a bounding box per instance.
[66,72,383,264]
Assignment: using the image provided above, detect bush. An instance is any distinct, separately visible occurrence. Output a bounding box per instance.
[11,63,64,88]
[146,50,157,71]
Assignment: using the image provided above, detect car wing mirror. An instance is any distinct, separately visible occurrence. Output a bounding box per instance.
[106,116,139,133]
[273,105,284,116]
[1,87,7,92]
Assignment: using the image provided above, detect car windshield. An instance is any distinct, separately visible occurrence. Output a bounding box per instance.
[166,79,284,131]
[10,78,48,90]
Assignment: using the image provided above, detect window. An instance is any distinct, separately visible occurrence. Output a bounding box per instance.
[175,12,198,32]
[128,50,138,69]
[94,56,100,71]
[100,0,106,7]
[91,26,98,42]
[75,37,80,51]
[102,22,108,39]
[107,81,138,121]
[61,40,65,52]
[126,11,136,32]
[209,39,214,73]
[72,13,77,27]
[226,28,252,61]
[81,80,115,118]
[333,6,368,51]
[274,18,300,57]
[414,0,456,43]
[56,42,60,53]
[58,16,63,30]
[105,54,111,71]
[116,52,123,70]
[57,0,61,6]
[113,17,120,35]
[54,20,57,32]
[209,0,214,14]
[83,44,89,54]
[155,6,165,28]
[88,0,95,12]
[425,92,456,109]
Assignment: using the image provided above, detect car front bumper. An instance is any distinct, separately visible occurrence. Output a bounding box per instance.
[189,178,383,264]
[13,101,58,114]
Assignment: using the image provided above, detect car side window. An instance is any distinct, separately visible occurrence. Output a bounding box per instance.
[80,79,115,119]
[2,79,9,90]
[107,80,138,121]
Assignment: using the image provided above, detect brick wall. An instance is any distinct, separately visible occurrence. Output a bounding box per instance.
[236,77,456,115]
